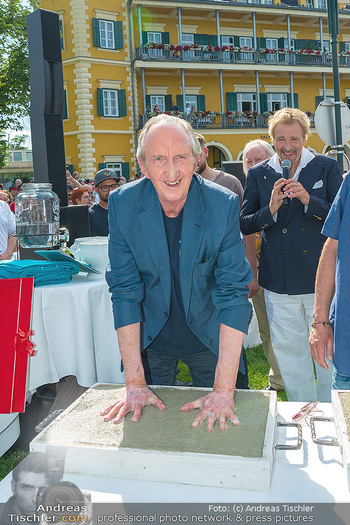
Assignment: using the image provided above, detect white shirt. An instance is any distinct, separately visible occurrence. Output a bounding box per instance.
[268,147,314,180]
[0,200,16,258]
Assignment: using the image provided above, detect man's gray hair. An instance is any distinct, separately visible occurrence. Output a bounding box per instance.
[137,114,201,161]
[242,139,275,175]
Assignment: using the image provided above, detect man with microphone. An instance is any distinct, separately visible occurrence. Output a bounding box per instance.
[240,108,342,402]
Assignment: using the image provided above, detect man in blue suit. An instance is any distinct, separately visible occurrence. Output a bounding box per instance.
[240,108,342,402]
[103,114,252,432]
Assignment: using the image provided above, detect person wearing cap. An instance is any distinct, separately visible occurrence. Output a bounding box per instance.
[89,169,121,236]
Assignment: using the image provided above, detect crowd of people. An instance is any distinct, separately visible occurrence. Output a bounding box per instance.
[1,108,348,421]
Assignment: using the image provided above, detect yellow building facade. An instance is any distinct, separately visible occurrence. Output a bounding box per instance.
[41,0,350,178]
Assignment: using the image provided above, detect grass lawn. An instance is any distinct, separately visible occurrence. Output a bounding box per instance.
[0,344,286,481]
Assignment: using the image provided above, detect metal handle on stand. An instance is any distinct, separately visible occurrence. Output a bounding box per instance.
[309,416,339,446]
[275,421,303,450]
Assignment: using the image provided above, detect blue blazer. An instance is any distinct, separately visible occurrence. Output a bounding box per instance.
[106,174,252,355]
[240,155,342,295]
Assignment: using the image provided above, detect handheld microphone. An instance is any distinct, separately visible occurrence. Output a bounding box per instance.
[281,159,292,205]
[282,159,291,179]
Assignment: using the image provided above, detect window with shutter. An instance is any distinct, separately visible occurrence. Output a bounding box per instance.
[103,90,118,116]
[93,18,123,50]
[185,95,197,111]
[267,93,288,111]
[147,32,163,58]
[100,20,115,49]
[237,93,257,112]
[150,95,165,112]
[98,89,127,117]
[182,34,195,60]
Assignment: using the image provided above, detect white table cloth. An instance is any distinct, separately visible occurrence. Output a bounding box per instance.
[28,273,125,390]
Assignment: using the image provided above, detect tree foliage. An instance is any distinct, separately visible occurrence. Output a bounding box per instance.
[0,0,38,167]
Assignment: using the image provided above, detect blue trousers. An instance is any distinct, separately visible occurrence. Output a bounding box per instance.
[141,346,249,389]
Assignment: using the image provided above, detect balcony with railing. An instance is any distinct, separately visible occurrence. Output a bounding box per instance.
[135,44,337,67]
[139,110,315,130]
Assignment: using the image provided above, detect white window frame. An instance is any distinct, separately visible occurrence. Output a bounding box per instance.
[106,162,122,176]
[284,38,295,51]
[239,36,253,61]
[148,32,162,44]
[103,89,119,117]
[185,95,197,111]
[148,32,163,58]
[237,93,257,112]
[267,93,288,112]
[99,20,115,50]
[182,33,195,59]
[265,38,279,62]
[150,95,165,112]
[221,36,234,45]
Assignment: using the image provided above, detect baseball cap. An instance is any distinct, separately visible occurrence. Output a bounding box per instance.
[94,169,121,186]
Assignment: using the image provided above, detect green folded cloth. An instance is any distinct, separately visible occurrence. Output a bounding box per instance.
[0,259,80,286]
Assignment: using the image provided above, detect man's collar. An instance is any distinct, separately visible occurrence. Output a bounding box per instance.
[268,148,314,177]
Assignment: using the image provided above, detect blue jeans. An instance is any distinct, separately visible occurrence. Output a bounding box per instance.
[332,367,350,390]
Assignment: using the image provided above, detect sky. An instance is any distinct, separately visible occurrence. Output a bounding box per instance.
[7,116,32,149]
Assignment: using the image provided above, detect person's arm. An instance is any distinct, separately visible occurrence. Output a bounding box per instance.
[102,190,167,422]
[309,237,338,369]
[243,233,259,298]
[240,169,285,235]
[66,171,83,189]
[0,233,16,260]
[181,323,242,431]
[101,322,166,423]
